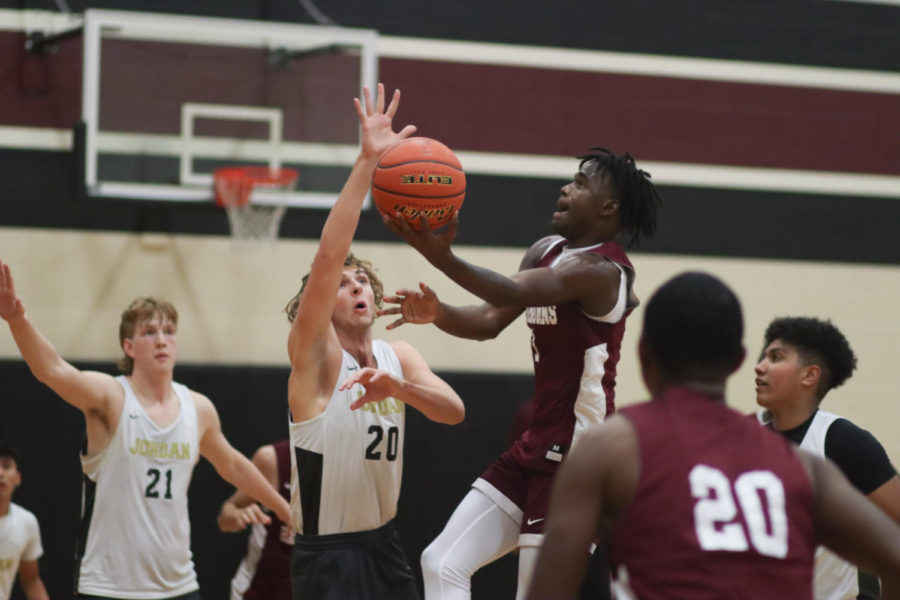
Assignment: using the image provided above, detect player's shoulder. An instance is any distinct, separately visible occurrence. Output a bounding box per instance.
[10,502,39,525]
[523,235,564,264]
[386,338,421,364]
[187,388,216,417]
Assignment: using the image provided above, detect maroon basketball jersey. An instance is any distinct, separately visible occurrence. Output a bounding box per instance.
[608,387,816,600]
[511,238,633,471]
[244,439,293,600]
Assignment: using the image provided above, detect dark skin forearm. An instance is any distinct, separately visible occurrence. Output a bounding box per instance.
[427,250,526,308]
[432,302,522,341]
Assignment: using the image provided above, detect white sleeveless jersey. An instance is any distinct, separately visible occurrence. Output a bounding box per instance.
[289,340,405,536]
[0,503,43,600]
[78,376,200,598]
[757,409,857,600]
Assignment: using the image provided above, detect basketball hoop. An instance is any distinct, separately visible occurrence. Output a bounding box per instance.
[213,166,299,244]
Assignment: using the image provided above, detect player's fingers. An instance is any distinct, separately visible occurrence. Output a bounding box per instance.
[338,376,358,391]
[382,214,403,235]
[353,97,366,122]
[362,86,374,116]
[374,82,386,114]
[385,317,406,330]
[397,124,417,139]
[385,88,401,117]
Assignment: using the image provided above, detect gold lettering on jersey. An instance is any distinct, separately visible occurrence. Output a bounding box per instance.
[128,438,191,460]
[0,558,14,570]
[525,306,558,326]
[359,395,404,416]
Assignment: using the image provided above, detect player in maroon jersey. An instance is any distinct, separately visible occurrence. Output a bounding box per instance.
[380,148,662,599]
[218,439,293,600]
[526,272,900,600]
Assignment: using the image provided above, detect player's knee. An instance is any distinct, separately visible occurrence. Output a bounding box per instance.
[421,541,471,588]
[420,541,442,577]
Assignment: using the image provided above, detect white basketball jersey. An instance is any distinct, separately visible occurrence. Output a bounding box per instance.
[289,340,405,536]
[78,376,200,598]
[0,503,43,600]
[757,409,857,600]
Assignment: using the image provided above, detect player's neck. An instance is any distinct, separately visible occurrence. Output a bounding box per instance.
[768,402,817,432]
[338,330,376,368]
[128,370,175,405]
[0,496,11,517]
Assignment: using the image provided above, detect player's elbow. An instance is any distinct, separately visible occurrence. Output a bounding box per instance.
[445,402,465,425]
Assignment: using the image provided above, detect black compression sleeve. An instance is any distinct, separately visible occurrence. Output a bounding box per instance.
[825,418,898,495]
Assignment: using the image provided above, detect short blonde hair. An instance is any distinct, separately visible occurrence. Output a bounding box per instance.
[284,252,383,324]
[117,297,178,373]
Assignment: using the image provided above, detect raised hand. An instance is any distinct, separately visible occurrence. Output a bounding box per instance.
[342,368,399,410]
[377,283,440,330]
[382,208,459,263]
[354,83,417,162]
[0,261,25,322]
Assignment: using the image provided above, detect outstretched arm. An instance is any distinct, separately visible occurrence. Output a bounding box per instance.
[344,340,464,425]
[197,395,292,525]
[217,444,278,532]
[0,260,120,417]
[287,85,415,421]
[378,282,522,341]
[382,224,622,316]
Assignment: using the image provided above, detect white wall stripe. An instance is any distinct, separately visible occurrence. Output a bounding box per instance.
[2,126,898,199]
[378,37,900,95]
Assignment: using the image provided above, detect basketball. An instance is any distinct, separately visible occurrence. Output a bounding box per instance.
[372,137,466,231]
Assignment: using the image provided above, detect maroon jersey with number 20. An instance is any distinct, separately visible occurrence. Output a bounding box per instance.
[608,387,817,600]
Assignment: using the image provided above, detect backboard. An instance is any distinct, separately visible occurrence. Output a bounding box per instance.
[81,9,378,207]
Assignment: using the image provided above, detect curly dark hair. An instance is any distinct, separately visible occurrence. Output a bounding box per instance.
[284,252,384,323]
[577,147,662,247]
[763,317,857,399]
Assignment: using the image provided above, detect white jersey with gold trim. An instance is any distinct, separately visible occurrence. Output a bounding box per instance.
[289,340,405,536]
[0,502,43,600]
[77,376,200,598]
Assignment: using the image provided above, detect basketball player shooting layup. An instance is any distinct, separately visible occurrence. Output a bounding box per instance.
[0,263,291,600]
[283,84,464,600]
[526,272,900,600]
[380,147,662,599]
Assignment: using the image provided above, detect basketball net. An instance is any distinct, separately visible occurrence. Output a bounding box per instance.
[213,166,299,245]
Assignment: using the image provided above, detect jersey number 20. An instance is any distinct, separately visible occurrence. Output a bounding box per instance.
[689,464,787,558]
[365,425,399,461]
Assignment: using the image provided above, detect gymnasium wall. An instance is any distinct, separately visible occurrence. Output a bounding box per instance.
[1,1,898,598]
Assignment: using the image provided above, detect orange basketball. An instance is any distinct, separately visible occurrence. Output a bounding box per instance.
[372,137,465,231]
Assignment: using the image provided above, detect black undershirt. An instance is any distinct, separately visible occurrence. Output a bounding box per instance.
[771,410,897,495]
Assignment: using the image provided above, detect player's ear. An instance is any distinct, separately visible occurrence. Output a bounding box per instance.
[122,338,135,357]
[800,364,821,388]
[600,197,619,215]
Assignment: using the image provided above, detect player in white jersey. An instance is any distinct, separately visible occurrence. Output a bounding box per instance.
[754,316,900,600]
[283,84,465,600]
[0,270,292,600]
[0,443,48,600]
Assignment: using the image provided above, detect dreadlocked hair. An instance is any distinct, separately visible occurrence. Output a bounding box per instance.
[577,147,662,247]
